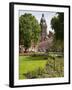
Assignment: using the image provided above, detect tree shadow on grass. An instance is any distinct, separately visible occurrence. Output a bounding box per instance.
[23,55,48,61]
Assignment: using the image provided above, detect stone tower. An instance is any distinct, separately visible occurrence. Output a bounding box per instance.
[40,14,47,41]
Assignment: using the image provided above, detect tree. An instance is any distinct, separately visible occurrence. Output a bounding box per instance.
[51,13,64,41]
[19,13,41,52]
[51,13,64,51]
[31,19,41,50]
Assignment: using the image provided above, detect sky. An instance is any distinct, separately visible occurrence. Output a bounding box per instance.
[19,10,57,34]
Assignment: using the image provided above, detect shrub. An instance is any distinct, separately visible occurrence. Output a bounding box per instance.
[37,67,44,75]
[31,53,49,60]
[25,71,32,79]
[24,67,46,79]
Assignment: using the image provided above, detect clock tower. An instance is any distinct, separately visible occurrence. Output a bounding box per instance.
[40,14,47,41]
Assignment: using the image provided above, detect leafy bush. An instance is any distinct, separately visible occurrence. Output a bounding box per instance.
[23,67,46,79]
[24,71,38,79]
[23,56,64,79]
[31,53,49,60]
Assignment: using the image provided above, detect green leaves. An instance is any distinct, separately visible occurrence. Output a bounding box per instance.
[19,13,41,52]
[51,13,64,41]
[51,13,64,51]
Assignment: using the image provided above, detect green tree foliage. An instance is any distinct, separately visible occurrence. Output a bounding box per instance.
[51,13,64,51]
[51,13,64,41]
[19,13,41,52]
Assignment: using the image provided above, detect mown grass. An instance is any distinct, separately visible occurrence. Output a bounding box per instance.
[19,55,64,79]
[19,56,47,79]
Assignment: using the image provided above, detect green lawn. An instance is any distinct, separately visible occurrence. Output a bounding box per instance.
[19,55,64,79]
[19,56,47,79]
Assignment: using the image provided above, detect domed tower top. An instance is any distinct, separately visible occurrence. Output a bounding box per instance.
[40,14,46,24]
